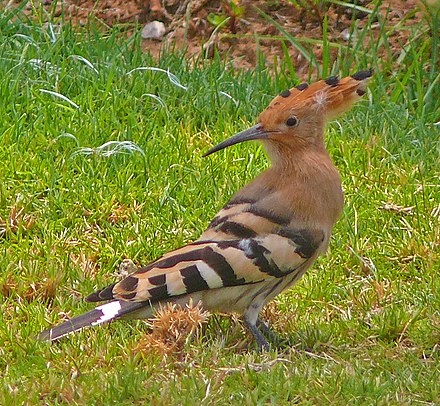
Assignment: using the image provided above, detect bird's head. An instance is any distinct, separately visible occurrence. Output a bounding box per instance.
[204,69,373,158]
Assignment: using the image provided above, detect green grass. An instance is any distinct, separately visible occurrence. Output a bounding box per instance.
[1,3,439,404]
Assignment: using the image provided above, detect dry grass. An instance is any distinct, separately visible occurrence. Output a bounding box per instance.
[0,203,35,238]
[135,301,210,360]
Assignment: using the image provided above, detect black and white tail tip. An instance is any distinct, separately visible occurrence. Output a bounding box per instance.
[38,300,144,342]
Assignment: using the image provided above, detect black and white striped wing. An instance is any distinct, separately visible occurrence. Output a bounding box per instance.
[86,228,323,304]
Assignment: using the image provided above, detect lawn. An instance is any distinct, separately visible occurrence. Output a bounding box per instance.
[0,3,439,404]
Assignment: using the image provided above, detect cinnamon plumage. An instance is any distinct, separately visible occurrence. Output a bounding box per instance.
[39,69,373,350]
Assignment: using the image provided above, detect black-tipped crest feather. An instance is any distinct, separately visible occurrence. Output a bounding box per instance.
[351,68,374,81]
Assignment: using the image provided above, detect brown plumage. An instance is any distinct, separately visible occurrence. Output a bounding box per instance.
[39,69,373,350]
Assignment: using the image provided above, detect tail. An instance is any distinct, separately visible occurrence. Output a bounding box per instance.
[38,300,147,342]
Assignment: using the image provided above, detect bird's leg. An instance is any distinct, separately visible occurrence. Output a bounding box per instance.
[244,314,270,352]
[256,318,291,347]
[244,303,271,351]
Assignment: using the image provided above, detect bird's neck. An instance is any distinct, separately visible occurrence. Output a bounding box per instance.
[238,141,344,231]
[262,137,326,169]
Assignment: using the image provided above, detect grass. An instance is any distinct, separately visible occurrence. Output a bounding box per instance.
[0,2,439,404]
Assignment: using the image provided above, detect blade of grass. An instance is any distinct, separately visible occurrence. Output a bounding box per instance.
[326,0,373,14]
[39,89,79,109]
[254,6,319,71]
[322,14,329,78]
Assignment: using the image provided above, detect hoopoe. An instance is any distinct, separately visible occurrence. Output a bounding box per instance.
[39,69,373,350]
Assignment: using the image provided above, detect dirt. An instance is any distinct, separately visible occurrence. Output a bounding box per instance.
[5,0,429,78]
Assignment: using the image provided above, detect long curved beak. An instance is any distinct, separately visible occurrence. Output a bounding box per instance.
[203,124,269,157]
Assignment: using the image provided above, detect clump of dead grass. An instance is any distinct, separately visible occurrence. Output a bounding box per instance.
[0,203,35,238]
[0,274,61,303]
[0,276,18,298]
[24,277,60,303]
[107,201,143,225]
[135,301,210,360]
[69,252,100,278]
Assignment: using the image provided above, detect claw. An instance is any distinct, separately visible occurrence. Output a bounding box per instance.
[256,318,292,348]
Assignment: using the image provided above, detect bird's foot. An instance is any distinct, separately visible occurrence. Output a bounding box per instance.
[256,318,292,349]
[244,317,292,352]
[244,317,270,351]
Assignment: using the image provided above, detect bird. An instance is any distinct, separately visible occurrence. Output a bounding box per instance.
[39,69,373,350]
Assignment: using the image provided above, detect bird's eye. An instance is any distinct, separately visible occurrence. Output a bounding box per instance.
[286,116,298,127]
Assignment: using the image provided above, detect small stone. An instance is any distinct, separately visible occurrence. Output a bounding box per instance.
[141,21,166,40]
[118,259,137,277]
[340,28,350,42]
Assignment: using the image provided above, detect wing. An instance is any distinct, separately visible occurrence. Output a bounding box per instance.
[86,225,324,304]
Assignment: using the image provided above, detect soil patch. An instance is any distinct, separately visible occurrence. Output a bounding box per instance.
[5,0,431,78]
